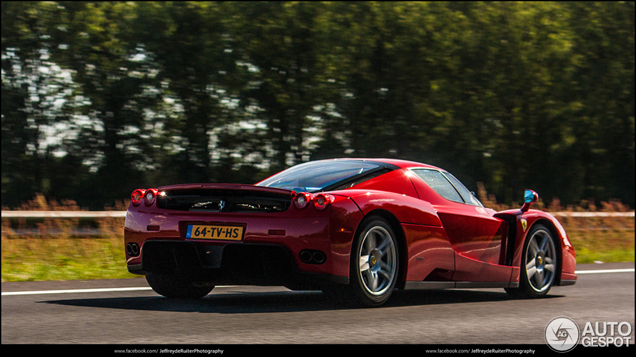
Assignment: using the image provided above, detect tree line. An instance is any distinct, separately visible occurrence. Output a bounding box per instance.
[2,1,634,210]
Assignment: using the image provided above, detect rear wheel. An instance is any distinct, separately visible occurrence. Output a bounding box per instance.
[146,273,214,299]
[349,217,399,307]
[506,224,557,298]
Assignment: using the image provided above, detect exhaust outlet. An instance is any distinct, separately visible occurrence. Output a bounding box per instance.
[312,251,326,264]
[299,250,313,264]
[126,243,140,257]
[299,250,326,265]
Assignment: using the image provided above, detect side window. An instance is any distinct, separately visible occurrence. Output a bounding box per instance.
[444,172,483,207]
[412,169,463,203]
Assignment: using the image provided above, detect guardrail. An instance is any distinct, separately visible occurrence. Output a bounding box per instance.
[2,210,634,218]
[1,211,127,218]
[552,212,634,217]
[2,210,632,237]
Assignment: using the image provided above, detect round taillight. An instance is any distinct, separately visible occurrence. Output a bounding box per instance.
[131,189,145,206]
[314,194,334,210]
[144,188,157,206]
[294,192,311,209]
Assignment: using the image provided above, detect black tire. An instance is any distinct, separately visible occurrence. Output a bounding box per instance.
[506,224,558,298]
[348,217,400,307]
[146,273,214,299]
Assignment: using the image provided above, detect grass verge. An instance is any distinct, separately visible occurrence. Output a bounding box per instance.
[1,235,137,282]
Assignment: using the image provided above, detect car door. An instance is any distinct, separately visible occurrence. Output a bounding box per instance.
[409,169,510,282]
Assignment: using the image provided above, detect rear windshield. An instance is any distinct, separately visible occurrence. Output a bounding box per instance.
[256,160,386,192]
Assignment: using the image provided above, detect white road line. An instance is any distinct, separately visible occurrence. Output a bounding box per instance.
[0,285,243,296]
[574,268,634,274]
[2,268,633,296]
[1,287,153,296]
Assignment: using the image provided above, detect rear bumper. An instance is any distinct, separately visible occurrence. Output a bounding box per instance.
[127,240,348,289]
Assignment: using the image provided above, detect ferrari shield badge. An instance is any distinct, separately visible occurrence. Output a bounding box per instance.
[521,219,528,232]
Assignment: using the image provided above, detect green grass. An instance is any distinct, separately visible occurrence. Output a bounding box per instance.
[1,236,137,282]
[574,248,635,264]
[567,228,635,265]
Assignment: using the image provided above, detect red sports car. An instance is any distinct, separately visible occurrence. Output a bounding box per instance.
[124,158,576,306]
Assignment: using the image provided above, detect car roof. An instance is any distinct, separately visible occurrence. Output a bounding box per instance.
[326,158,443,171]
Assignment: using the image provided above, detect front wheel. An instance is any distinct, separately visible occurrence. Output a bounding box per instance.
[146,273,214,299]
[349,217,400,307]
[506,224,558,298]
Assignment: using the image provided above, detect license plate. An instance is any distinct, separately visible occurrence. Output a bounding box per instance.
[186,225,244,241]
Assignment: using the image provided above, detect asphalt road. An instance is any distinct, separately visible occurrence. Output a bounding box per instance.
[2,263,634,346]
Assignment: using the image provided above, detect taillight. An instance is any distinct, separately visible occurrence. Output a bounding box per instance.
[313,194,334,210]
[144,188,158,206]
[294,192,311,209]
[131,189,145,206]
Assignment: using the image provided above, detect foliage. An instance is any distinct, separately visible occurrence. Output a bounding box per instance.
[2,1,634,209]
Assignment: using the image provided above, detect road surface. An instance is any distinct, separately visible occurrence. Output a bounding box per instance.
[2,262,634,348]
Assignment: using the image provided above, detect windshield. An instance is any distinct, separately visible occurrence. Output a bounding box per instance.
[256,160,384,192]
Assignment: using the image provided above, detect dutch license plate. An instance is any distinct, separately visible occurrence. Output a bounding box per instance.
[186,224,244,241]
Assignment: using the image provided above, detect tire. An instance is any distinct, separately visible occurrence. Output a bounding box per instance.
[349,217,400,307]
[506,224,558,298]
[146,273,214,299]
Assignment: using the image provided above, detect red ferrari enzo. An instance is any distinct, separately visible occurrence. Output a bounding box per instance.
[124,159,576,306]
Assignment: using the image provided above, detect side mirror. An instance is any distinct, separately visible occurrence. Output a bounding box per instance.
[520,189,538,212]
